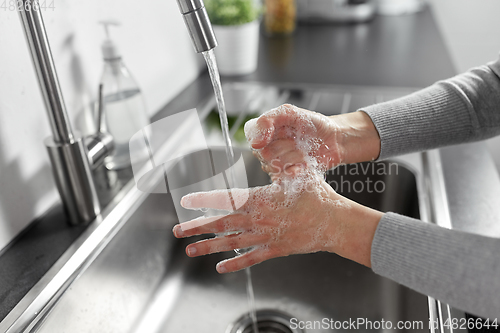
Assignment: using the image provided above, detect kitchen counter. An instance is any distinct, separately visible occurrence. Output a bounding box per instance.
[237,6,456,88]
[441,144,500,238]
[2,4,500,325]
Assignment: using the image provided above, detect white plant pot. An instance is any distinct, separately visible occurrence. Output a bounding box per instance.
[213,20,260,76]
[376,0,425,15]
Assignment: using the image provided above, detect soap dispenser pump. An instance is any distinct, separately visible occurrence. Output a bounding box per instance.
[98,20,149,170]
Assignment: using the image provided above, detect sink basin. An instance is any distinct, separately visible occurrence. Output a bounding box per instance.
[34,148,428,333]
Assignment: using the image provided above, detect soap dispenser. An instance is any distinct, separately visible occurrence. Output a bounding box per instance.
[99,20,150,170]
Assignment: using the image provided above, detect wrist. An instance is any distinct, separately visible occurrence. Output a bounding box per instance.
[329,111,381,165]
[323,193,383,267]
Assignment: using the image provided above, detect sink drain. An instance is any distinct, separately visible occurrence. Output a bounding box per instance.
[226,309,304,333]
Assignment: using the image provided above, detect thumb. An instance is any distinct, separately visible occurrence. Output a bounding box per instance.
[244,116,274,149]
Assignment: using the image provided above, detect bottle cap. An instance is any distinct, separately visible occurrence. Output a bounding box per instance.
[99,20,121,60]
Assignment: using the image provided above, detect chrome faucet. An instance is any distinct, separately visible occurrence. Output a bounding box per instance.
[16,0,214,225]
[18,2,113,225]
[176,0,218,53]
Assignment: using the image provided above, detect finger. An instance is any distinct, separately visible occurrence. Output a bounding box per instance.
[261,162,281,176]
[244,117,274,149]
[268,164,303,182]
[259,138,296,162]
[181,188,251,210]
[216,246,279,273]
[185,233,269,257]
[278,151,307,170]
[172,214,249,237]
[245,104,303,149]
[259,154,306,179]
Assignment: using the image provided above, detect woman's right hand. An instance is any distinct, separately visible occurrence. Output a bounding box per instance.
[244,104,381,179]
[173,173,383,273]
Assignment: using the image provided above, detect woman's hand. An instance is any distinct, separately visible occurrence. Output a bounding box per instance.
[172,172,383,273]
[244,104,381,179]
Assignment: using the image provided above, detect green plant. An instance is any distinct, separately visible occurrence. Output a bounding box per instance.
[206,109,260,143]
[205,0,260,26]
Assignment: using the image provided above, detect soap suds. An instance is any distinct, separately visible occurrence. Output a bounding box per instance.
[241,105,351,251]
[182,104,350,254]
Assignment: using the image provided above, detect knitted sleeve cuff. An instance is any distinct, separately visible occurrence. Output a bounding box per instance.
[371,212,500,319]
[360,83,474,160]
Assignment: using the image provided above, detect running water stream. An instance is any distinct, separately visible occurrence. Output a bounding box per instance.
[202,50,259,333]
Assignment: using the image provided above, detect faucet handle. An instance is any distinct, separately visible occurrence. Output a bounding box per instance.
[96,83,105,133]
[86,84,114,169]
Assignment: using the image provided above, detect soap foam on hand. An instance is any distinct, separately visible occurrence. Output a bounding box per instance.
[243,118,259,144]
[178,104,350,260]
[244,117,273,148]
[240,104,350,250]
[245,104,335,178]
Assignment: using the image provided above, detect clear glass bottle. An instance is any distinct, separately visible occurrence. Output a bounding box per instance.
[99,21,150,170]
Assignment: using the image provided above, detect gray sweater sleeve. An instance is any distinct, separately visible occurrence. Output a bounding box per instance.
[360,56,500,319]
[372,213,500,319]
[362,56,500,160]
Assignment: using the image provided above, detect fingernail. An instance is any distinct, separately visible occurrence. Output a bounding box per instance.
[180,195,191,209]
[217,263,227,273]
[187,247,197,256]
[244,119,258,141]
[173,225,183,237]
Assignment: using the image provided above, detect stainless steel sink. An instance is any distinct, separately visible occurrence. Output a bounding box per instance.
[3,83,448,333]
[29,147,427,333]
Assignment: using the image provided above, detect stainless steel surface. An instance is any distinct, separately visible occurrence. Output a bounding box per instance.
[177,0,218,53]
[86,132,114,168]
[18,1,73,144]
[425,141,500,330]
[86,84,115,168]
[421,150,452,229]
[2,83,449,333]
[419,150,468,333]
[177,0,204,13]
[96,83,105,134]
[440,143,500,237]
[0,172,151,333]
[421,150,454,333]
[31,147,428,333]
[227,309,303,333]
[44,136,100,226]
[18,7,121,225]
[0,104,202,332]
[18,3,102,225]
